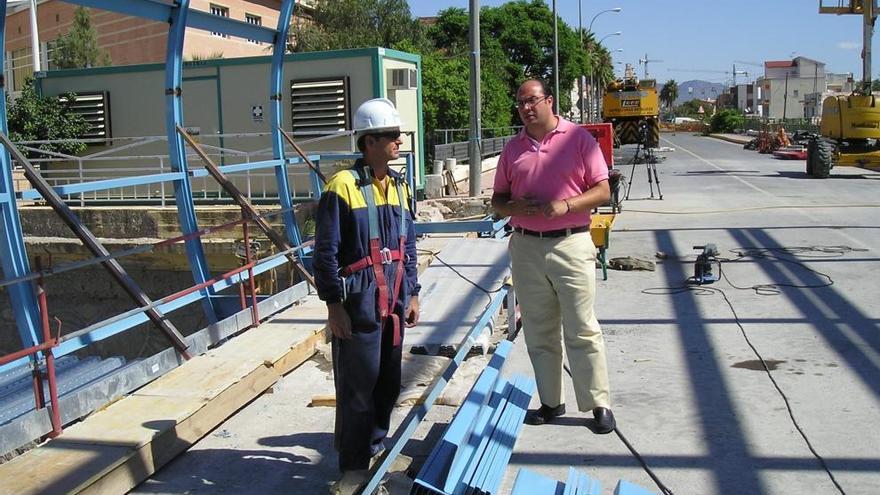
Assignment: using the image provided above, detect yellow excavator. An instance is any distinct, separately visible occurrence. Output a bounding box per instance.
[808,0,880,177]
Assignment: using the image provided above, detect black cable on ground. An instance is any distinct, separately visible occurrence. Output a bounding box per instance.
[416,248,505,302]
[642,244,859,495]
[420,242,678,493]
[562,363,676,495]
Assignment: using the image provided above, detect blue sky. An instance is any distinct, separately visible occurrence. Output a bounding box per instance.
[411,0,877,85]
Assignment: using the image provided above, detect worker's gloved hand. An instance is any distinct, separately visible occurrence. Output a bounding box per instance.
[405,296,420,327]
[327,302,352,339]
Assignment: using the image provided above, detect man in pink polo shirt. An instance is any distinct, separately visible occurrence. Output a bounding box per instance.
[492,79,614,434]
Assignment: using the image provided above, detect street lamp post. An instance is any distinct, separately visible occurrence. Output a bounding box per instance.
[590,32,621,122]
[580,6,621,123]
[589,7,622,33]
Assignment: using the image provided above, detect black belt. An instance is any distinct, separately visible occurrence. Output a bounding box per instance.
[514,226,589,238]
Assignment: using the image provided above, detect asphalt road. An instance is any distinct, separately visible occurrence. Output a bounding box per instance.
[134,133,880,495]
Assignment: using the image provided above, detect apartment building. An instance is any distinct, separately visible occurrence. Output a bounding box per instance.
[756,57,827,120]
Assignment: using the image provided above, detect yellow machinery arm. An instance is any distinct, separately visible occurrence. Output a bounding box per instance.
[819,0,877,93]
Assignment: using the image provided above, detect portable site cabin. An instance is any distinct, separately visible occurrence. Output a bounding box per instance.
[35,47,425,200]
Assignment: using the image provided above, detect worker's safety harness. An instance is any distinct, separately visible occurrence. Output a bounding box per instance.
[339,167,408,346]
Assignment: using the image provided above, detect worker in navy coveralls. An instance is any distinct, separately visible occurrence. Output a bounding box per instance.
[313,98,421,494]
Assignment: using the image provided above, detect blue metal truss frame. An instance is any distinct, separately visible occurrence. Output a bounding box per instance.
[0,3,42,352]
[0,0,302,359]
[16,156,320,201]
[269,0,302,248]
[165,0,217,322]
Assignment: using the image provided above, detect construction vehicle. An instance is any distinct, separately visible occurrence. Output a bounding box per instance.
[602,64,660,148]
[808,0,880,178]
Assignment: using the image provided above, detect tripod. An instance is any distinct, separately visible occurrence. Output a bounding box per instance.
[624,126,663,200]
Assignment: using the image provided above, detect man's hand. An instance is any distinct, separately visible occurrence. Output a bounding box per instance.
[327,303,352,339]
[541,199,569,218]
[492,192,543,217]
[405,296,420,327]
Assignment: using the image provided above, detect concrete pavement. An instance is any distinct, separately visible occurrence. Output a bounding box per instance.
[136,133,880,495]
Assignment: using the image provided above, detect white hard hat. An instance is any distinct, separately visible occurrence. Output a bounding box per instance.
[353,98,402,134]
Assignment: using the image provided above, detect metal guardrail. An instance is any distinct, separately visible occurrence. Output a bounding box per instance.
[433,134,518,164]
[9,133,386,205]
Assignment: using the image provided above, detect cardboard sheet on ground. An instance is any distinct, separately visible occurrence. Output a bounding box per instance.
[310,348,491,408]
[405,238,510,349]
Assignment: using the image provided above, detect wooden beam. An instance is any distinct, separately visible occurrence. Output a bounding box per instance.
[0,299,328,495]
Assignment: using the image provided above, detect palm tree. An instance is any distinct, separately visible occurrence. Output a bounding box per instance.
[660,80,679,110]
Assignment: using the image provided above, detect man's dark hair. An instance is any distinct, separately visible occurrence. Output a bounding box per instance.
[357,134,369,153]
[519,78,552,98]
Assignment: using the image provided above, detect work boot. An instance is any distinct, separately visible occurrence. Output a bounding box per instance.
[329,469,369,495]
[524,403,566,425]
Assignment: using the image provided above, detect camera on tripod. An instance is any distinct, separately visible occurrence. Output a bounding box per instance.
[638,121,649,146]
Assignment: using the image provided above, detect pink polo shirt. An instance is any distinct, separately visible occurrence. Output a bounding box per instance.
[494,117,609,231]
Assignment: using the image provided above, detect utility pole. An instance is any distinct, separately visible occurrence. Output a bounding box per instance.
[783,71,789,121]
[578,1,585,123]
[468,0,482,196]
[29,0,41,72]
[552,0,559,115]
[862,0,875,93]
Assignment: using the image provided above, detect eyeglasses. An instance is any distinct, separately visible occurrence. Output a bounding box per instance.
[372,130,402,140]
[515,95,550,109]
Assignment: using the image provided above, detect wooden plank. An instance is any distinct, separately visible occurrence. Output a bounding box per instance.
[0,295,330,495]
[0,441,133,495]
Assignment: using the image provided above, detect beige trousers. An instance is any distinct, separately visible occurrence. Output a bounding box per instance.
[509,231,611,411]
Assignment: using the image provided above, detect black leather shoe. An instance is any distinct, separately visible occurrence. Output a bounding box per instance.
[525,403,566,425]
[592,407,616,434]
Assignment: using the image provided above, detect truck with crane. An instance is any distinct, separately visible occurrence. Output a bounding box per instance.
[602,64,661,148]
[808,0,880,178]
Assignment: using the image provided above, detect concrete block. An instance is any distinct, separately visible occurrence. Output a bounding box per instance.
[424,174,444,199]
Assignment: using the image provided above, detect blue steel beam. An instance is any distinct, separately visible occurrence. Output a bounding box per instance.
[69,0,276,43]
[0,3,42,352]
[0,250,296,373]
[16,156,322,201]
[164,0,216,322]
[269,0,302,248]
[17,171,187,200]
[414,219,507,235]
[362,287,510,495]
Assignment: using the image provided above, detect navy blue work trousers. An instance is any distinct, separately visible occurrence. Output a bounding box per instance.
[332,317,402,471]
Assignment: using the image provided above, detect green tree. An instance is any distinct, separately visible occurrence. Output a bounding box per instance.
[52,6,111,69]
[709,109,744,133]
[660,80,679,110]
[7,78,90,157]
[678,99,708,119]
[421,8,515,134]
[481,0,590,114]
[291,0,425,51]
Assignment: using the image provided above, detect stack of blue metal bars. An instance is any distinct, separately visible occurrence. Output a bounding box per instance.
[412,339,535,495]
[511,467,656,495]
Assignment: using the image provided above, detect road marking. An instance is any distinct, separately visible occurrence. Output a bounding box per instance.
[661,136,873,250]
[661,136,774,197]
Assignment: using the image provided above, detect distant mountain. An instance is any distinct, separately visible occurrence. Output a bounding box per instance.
[674,80,727,105]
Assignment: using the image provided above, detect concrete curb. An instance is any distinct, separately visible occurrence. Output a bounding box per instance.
[708,133,753,145]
